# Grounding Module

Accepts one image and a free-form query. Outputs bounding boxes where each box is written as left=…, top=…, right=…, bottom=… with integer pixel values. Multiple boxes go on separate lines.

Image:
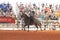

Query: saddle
left=30, top=16, right=34, bottom=25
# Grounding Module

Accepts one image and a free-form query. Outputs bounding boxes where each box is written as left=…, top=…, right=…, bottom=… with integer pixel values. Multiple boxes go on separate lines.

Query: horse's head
left=21, top=13, right=27, bottom=18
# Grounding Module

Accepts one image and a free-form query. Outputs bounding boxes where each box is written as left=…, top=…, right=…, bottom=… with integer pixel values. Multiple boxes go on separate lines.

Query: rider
left=30, top=8, right=35, bottom=24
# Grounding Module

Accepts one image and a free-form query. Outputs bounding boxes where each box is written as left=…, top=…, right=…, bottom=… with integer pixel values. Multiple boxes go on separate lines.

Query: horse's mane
left=24, top=14, right=29, bottom=18
left=23, top=13, right=30, bottom=24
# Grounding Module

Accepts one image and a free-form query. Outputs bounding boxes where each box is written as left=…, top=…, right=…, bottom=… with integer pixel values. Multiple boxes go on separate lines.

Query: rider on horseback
left=29, top=8, right=35, bottom=24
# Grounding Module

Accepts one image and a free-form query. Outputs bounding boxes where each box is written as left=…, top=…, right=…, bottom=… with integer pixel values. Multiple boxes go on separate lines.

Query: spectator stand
left=0, top=3, right=17, bottom=30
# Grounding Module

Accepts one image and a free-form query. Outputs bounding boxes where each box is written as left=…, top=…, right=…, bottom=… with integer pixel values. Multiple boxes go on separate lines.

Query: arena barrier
left=0, top=16, right=15, bottom=23
left=0, top=18, right=59, bottom=30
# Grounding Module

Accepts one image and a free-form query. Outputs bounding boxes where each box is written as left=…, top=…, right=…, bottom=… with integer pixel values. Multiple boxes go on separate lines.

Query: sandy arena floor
left=0, top=30, right=60, bottom=40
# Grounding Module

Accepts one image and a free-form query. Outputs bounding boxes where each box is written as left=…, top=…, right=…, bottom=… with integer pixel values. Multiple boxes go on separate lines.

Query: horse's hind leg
left=39, top=24, right=42, bottom=31
left=39, top=26, right=42, bottom=31
left=35, top=24, right=38, bottom=31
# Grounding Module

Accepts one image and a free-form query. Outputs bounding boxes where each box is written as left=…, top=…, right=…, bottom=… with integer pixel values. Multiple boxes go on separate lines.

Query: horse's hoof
left=27, top=30, right=29, bottom=32
left=40, top=29, right=43, bottom=31
left=23, top=29, right=26, bottom=31
left=44, top=29, right=46, bottom=30
left=22, top=29, right=23, bottom=30
left=52, top=28, right=56, bottom=30
left=36, top=29, right=38, bottom=31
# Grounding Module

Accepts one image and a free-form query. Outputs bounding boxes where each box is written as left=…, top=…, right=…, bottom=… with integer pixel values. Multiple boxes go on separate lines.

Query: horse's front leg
left=44, top=25, right=46, bottom=30
left=52, top=25, right=56, bottom=30
left=22, top=24, right=26, bottom=31
left=36, top=26, right=38, bottom=31
left=28, top=25, right=29, bottom=32
left=24, top=25, right=26, bottom=31
left=22, top=24, right=24, bottom=30
left=59, top=26, right=60, bottom=30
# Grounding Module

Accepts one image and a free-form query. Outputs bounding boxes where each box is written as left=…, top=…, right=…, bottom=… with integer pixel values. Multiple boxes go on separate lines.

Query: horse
left=21, top=13, right=42, bottom=31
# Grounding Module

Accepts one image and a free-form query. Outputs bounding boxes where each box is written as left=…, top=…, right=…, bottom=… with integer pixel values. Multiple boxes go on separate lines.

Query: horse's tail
left=37, top=22, right=42, bottom=27
left=39, top=22, right=42, bottom=26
